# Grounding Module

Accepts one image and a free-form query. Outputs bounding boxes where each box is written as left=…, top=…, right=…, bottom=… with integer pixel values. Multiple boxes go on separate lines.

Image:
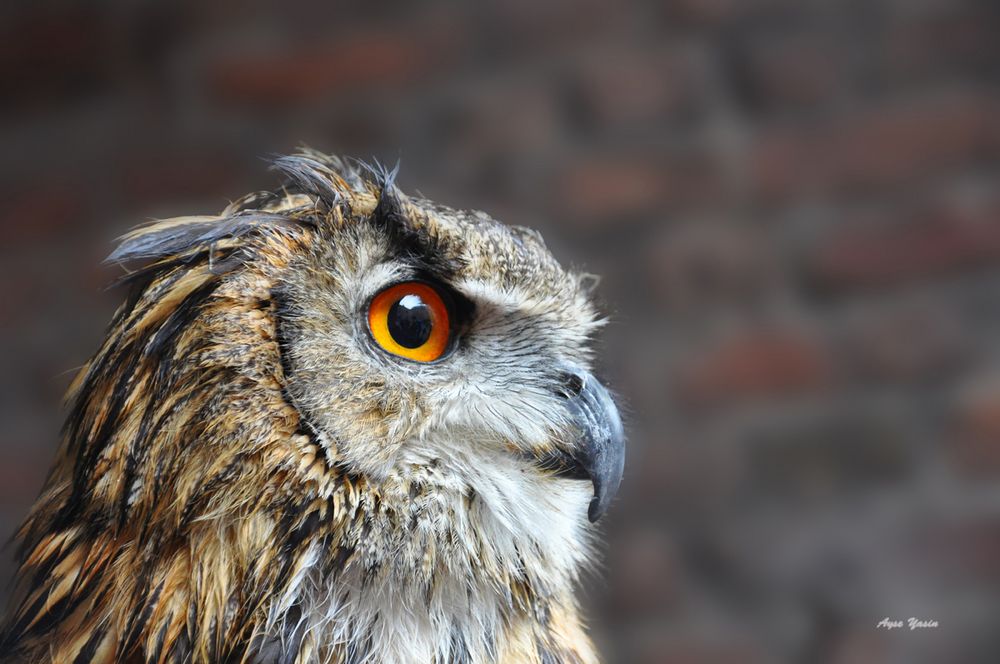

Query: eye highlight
left=367, top=282, right=451, bottom=362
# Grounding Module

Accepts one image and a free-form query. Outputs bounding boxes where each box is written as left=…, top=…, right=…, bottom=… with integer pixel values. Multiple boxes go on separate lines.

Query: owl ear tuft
left=354, top=156, right=401, bottom=193
left=270, top=154, right=346, bottom=208
left=367, top=159, right=410, bottom=233
left=105, top=212, right=302, bottom=267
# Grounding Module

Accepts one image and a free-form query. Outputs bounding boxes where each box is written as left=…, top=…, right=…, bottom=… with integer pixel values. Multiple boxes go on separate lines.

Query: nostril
left=560, top=371, right=586, bottom=398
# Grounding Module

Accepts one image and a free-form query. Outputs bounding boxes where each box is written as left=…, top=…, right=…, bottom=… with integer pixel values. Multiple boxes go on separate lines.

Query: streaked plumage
left=0, top=151, right=624, bottom=663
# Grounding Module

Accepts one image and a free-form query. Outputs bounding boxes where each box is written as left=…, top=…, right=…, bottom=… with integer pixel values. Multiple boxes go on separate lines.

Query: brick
left=723, top=30, right=844, bottom=113
left=608, top=528, right=682, bottom=616
left=809, top=197, right=1000, bottom=292
left=557, top=158, right=664, bottom=223
left=885, top=5, right=1000, bottom=82
left=749, top=90, right=998, bottom=202
left=431, top=82, right=562, bottom=162
left=678, top=328, right=833, bottom=404
left=554, top=152, right=722, bottom=226
left=950, top=377, right=1000, bottom=477
left=921, top=517, right=1000, bottom=582
left=208, top=28, right=457, bottom=105
left=827, top=629, right=890, bottom=664
left=646, top=222, right=777, bottom=313
left=745, top=408, right=913, bottom=499
left=0, top=181, right=90, bottom=245
left=632, top=631, right=769, bottom=664
left=833, top=93, right=996, bottom=193
left=481, top=0, right=620, bottom=48
left=840, top=301, right=971, bottom=383
left=661, top=0, right=739, bottom=25
left=628, top=433, right=698, bottom=508
left=118, top=150, right=246, bottom=209
left=567, top=46, right=702, bottom=129
left=748, top=128, right=810, bottom=203
left=660, top=0, right=794, bottom=27
left=0, top=452, right=47, bottom=509
left=0, top=8, right=112, bottom=110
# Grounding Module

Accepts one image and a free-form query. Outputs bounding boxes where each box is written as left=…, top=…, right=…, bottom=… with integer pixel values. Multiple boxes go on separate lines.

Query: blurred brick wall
left=2, top=1, right=999, bottom=662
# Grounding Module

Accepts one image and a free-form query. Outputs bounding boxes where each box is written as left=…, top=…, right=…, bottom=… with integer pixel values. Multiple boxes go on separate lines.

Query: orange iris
left=367, top=282, right=451, bottom=362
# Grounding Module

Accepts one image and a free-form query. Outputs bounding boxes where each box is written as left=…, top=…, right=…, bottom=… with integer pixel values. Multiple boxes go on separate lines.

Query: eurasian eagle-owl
left=0, top=151, right=625, bottom=663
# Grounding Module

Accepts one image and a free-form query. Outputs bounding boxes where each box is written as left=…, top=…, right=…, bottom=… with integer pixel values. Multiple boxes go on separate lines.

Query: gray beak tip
left=588, top=496, right=604, bottom=524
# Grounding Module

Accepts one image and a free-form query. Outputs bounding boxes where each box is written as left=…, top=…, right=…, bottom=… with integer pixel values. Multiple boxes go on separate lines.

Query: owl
left=0, top=151, right=625, bottom=663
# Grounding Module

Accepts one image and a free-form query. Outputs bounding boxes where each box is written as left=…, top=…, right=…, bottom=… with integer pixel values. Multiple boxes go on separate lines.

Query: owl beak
left=553, top=365, right=626, bottom=523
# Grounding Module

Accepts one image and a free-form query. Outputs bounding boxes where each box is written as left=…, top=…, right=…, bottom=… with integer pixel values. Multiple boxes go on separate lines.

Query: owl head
left=1, top=151, right=624, bottom=662
left=229, top=155, right=626, bottom=524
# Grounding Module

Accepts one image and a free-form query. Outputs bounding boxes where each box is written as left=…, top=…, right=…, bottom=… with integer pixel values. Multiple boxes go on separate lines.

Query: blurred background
left=1, top=1, right=999, bottom=662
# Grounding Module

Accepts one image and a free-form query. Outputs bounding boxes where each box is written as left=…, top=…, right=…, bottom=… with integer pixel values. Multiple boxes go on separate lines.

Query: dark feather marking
left=325, top=543, right=356, bottom=578
left=118, top=578, right=163, bottom=659
left=10, top=591, right=76, bottom=645
left=144, top=280, right=218, bottom=360
left=369, top=175, right=464, bottom=280
left=105, top=261, right=168, bottom=321
left=59, top=346, right=143, bottom=530
left=185, top=601, right=198, bottom=660
left=207, top=249, right=249, bottom=276
left=17, top=533, right=80, bottom=607
left=179, top=453, right=249, bottom=527
left=150, top=619, right=171, bottom=664
left=62, top=541, right=111, bottom=624
left=143, top=391, right=222, bottom=524
left=72, top=624, right=107, bottom=664
left=270, top=288, right=303, bottom=403
left=0, top=587, right=50, bottom=654
left=111, top=266, right=190, bottom=342
left=279, top=509, right=323, bottom=561
left=245, top=508, right=325, bottom=627
left=369, top=174, right=406, bottom=234
left=167, top=628, right=191, bottom=664
left=247, top=603, right=305, bottom=664
left=447, top=624, right=471, bottom=664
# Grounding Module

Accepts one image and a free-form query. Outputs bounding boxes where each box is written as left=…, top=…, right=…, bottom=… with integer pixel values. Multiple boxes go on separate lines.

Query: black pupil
left=387, top=294, right=433, bottom=348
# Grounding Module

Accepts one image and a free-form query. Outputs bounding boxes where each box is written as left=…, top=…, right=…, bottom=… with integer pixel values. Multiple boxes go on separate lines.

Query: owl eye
left=367, top=282, right=452, bottom=362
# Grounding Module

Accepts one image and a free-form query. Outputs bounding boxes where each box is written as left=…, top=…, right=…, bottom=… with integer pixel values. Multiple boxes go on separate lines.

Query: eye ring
left=367, top=281, right=452, bottom=363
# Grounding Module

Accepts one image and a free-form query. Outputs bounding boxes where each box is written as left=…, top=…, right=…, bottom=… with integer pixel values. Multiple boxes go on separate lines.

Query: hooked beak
left=547, top=365, right=626, bottom=523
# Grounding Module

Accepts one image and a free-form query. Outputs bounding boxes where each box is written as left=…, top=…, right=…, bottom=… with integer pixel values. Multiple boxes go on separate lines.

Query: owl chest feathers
left=276, top=435, right=595, bottom=662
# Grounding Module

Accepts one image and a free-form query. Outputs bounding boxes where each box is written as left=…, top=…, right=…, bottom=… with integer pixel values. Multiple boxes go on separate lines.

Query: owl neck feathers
left=1, top=203, right=595, bottom=663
